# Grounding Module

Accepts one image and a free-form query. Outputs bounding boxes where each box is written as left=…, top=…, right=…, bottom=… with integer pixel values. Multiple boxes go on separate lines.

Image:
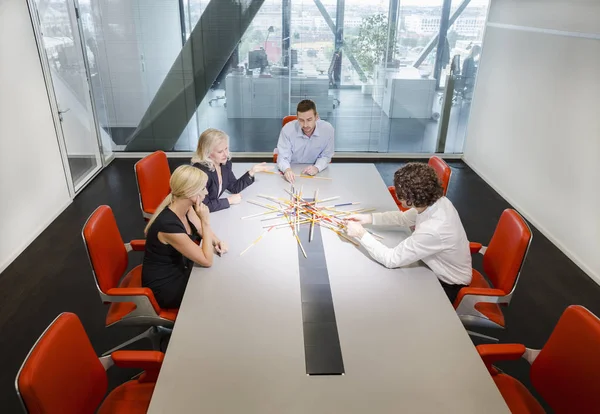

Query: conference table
left=148, top=163, right=509, bottom=413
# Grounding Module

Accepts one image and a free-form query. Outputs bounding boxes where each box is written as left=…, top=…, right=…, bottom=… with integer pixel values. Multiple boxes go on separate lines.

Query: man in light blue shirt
left=276, top=100, right=335, bottom=183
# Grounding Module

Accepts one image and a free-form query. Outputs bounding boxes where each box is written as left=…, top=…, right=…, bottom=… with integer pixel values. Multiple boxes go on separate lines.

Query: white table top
left=148, top=163, right=508, bottom=414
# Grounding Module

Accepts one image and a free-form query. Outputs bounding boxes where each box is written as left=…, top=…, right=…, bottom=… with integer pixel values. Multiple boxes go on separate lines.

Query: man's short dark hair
left=297, top=99, right=317, bottom=115
left=394, top=163, right=443, bottom=208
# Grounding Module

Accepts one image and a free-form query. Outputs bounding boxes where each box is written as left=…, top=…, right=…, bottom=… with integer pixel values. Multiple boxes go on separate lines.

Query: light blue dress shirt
left=276, top=119, right=335, bottom=172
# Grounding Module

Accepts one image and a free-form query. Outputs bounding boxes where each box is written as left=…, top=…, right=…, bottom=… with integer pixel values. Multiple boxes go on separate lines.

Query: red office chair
left=16, top=312, right=163, bottom=414
left=428, top=156, right=451, bottom=196
left=387, top=156, right=452, bottom=211
left=134, top=151, right=171, bottom=220
left=387, top=186, right=404, bottom=209
left=477, top=305, right=600, bottom=413
left=454, top=209, right=532, bottom=341
left=427, top=156, right=481, bottom=251
left=274, top=115, right=298, bottom=163
left=82, top=205, right=177, bottom=354
left=282, top=115, right=297, bottom=126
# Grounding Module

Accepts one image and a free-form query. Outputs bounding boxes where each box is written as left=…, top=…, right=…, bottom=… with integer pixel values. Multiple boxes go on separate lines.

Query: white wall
left=0, top=0, right=72, bottom=273
left=92, top=0, right=182, bottom=127
left=463, top=0, right=600, bottom=283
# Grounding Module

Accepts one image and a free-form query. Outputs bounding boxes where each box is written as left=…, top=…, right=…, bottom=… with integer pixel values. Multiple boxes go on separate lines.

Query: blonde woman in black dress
left=142, top=165, right=227, bottom=308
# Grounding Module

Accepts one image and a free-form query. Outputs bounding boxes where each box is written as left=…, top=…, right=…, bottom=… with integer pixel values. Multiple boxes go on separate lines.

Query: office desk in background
left=148, top=164, right=509, bottom=414
left=225, top=74, right=333, bottom=118
left=373, top=66, right=437, bottom=119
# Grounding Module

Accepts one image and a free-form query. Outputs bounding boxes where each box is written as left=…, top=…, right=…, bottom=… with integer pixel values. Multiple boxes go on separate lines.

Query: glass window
left=441, top=0, right=489, bottom=153
left=77, top=0, right=490, bottom=155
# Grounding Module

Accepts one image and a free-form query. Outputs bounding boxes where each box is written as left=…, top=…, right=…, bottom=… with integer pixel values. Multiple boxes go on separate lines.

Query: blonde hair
left=191, top=128, right=231, bottom=171
left=144, top=165, right=208, bottom=235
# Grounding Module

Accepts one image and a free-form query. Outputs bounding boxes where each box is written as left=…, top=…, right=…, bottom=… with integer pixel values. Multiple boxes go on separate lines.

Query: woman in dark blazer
left=191, top=128, right=272, bottom=212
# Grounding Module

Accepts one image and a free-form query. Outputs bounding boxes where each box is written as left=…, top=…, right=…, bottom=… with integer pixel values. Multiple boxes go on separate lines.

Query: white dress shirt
left=359, top=197, right=472, bottom=285
left=276, top=119, right=335, bottom=172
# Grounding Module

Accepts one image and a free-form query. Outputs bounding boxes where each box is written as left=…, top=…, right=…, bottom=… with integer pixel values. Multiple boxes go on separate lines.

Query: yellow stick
left=313, top=196, right=340, bottom=204
left=294, top=189, right=299, bottom=234
left=298, top=175, right=332, bottom=180
left=309, top=188, right=318, bottom=242
left=298, top=186, right=303, bottom=233
left=262, top=170, right=332, bottom=180
left=257, top=194, right=289, bottom=207
left=264, top=219, right=310, bottom=229
left=284, top=190, right=338, bottom=205
left=329, top=208, right=376, bottom=217
left=319, top=223, right=360, bottom=246
left=261, top=214, right=289, bottom=222
left=295, top=232, right=307, bottom=258
left=241, top=210, right=281, bottom=220
left=239, top=227, right=274, bottom=256
left=283, top=210, right=307, bottom=258
left=366, top=230, right=385, bottom=240
left=247, top=200, right=281, bottom=211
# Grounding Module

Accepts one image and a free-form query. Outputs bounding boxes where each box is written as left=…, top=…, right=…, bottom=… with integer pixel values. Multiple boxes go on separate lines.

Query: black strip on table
left=297, top=222, right=345, bottom=375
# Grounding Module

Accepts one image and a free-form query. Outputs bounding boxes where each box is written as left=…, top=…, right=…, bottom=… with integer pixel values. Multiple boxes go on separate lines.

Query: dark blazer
left=192, top=160, right=254, bottom=212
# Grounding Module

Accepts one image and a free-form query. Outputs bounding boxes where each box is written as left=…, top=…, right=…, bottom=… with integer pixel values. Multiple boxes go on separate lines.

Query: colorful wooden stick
left=309, top=188, right=318, bottom=242
left=298, top=175, right=332, bottom=180
left=240, top=226, right=275, bottom=256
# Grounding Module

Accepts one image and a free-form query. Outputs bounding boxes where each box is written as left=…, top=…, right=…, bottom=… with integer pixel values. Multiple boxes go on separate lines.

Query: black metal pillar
left=413, top=0, right=472, bottom=68
left=177, top=0, right=187, bottom=46
left=433, top=0, right=452, bottom=83
left=282, top=0, right=291, bottom=67
left=333, top=0, right=345, bottom=86
left=312, top=0, right=366, bottom=82
left=386, top=0, right=400, bottom=64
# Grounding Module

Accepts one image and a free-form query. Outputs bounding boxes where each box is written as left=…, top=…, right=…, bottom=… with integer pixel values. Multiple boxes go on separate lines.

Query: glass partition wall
left=31, top=0, right=490, bottom=158
left=29, top=0, right=108, bottom=193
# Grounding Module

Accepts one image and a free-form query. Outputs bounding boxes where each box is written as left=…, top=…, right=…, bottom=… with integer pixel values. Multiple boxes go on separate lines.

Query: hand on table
left=249, top=162, right=273, bottom=176
left=228, top=193, right=242, bottom=205
left=214, top=240, right=228, bottom=255
left=302, top=165, right=319, bottom=176
left=346, top=214, right=373, bottom=225
left=344, top=220, right=367, bottom=239
left=284, top=168, right=295, bottom=184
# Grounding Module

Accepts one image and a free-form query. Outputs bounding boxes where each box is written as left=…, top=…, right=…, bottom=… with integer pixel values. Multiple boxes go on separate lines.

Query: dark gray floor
left=2, top=159, right=598, bottom=412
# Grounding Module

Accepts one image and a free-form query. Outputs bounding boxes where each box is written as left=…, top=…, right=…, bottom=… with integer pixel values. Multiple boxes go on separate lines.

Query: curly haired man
left=345, top=162, right=472, bottom=303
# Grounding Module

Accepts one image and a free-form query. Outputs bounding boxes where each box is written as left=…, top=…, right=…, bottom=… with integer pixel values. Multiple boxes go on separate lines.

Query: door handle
left=58, top=108, right=70, bottom=121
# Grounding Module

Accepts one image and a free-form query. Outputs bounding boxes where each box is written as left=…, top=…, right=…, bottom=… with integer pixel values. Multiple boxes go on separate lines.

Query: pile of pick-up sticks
left=239, top=185, right=383, bottom=257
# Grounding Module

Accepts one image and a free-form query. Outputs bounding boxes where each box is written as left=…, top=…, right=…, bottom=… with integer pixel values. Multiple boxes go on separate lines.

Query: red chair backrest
left=83, top=205, right=128, bottom=293
left=17, top=313, right=107, bottom=414
left=388, top=186, right=409, bottom=211
left=282, top=115, right=297, bottom=127
left=388, top=186, right=401, bottom=207
left=135, top=151, right=171, bottom=216
left=483, top=209, right=531, bottom=294
left=531, top=305, right=600, bottom=412
left=428, top=156, right=451, bottom=196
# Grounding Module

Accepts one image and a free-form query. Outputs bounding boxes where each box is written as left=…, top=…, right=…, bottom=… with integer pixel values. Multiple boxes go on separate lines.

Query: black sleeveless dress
left=142, top=208, right=201, bottom=308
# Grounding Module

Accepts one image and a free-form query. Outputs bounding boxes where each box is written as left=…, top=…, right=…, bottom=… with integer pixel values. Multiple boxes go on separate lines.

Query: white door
left=31, top=0, right=104, bottom=192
